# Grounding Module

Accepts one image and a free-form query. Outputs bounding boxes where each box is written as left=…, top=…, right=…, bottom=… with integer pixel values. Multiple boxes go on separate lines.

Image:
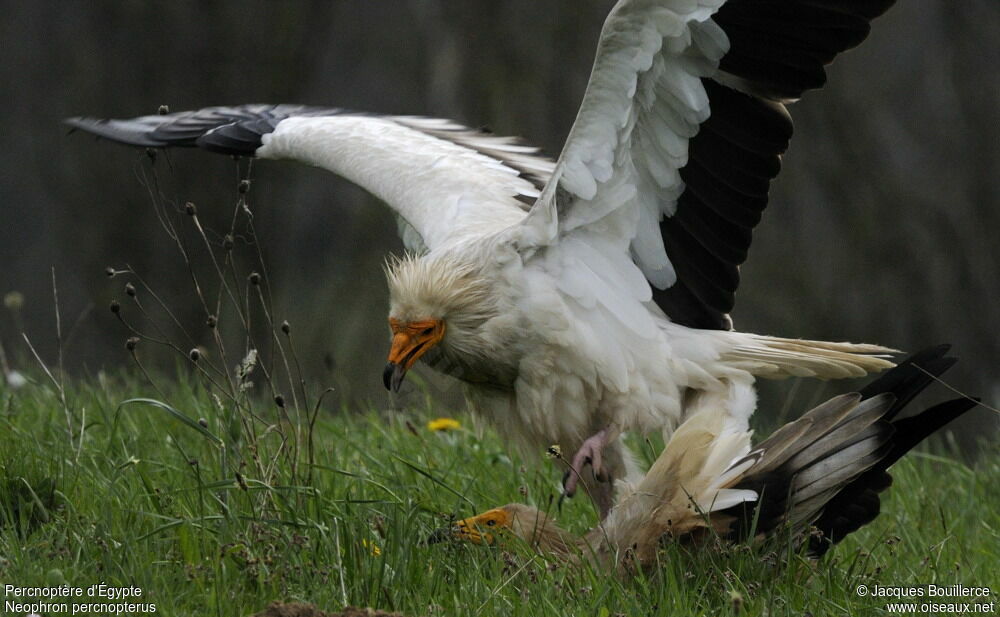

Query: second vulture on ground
left=439, top=347, right=976, bottom=568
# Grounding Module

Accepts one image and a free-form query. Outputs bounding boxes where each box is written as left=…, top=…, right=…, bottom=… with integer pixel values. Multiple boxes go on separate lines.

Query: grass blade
left=118, top=397, right=224, bottom=447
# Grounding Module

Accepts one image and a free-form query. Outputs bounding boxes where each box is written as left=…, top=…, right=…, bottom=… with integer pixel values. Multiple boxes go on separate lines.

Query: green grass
left=0, top=374, right=997, bottom=617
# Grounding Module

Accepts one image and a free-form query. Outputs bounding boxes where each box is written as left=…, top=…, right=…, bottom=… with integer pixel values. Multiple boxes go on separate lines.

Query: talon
left=562, top=468, right=580, bottom=498
left=562, top=428, right=615, bottom=503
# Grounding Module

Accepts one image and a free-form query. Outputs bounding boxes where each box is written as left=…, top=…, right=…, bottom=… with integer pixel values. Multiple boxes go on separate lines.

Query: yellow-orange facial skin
left=383, top=318, right=445, bottom=391
left=452, top=508, right=512, bottom=545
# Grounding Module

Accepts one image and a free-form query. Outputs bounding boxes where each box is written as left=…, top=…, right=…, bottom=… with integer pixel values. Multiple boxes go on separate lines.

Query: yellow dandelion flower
left=545, top=444, right=562, bottom=459
left=427, top=417, right=461, bottom=432
left=361, top=539, right=382, bottom=556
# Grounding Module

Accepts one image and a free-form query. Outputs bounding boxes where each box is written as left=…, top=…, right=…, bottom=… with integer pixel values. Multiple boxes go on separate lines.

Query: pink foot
left=562, top=428, right=611, bottom=500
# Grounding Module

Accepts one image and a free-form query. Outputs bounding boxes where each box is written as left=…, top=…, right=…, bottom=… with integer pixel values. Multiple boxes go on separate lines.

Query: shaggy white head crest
left=385, top=253, right=499, bottom=328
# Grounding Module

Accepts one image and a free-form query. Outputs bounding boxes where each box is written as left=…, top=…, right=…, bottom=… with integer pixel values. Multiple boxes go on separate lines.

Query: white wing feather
left=257, top=114, right=551, bottom=252
left=502, top=0, right=730, bottom=399
left=519, top=0, right=728, bottom=295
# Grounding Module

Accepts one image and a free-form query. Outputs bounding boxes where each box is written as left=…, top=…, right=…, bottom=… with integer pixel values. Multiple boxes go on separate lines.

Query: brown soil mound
left=250, top=601, right=409, bottom=617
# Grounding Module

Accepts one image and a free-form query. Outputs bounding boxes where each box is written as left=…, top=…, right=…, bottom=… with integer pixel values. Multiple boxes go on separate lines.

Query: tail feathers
left=782, top=395, right=892, bottom=476
left=719, top=346, right=976, bottom=553
left=732, top=393, right=862, bottom=477
left=722, top=394, right=895, bottom=539
left=721, top=334, right=897, bottom=380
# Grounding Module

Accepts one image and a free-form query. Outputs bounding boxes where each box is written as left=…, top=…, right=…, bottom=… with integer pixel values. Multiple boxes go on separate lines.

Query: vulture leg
left=562, top=425, right=621, bottom=518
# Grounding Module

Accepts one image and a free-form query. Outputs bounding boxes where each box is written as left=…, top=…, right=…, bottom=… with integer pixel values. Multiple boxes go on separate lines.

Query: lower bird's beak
left=383, top=362, right=407, bottom=392
left=383, top=318, right=445, bottom=391
left=425, top=524, right=492, bottom=546
left=426, top=509, right=511, bottom=546
left=425, top=526, right=458, bottom=545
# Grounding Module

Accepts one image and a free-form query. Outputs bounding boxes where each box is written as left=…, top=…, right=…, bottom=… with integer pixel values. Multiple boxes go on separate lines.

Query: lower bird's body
left=443, top=346, right=975, bottom=569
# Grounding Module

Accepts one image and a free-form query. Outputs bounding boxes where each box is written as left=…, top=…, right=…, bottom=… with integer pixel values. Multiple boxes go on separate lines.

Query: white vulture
left=438, top=347, right=977, bottom=568
left=67, top=0, right=901, bottom=515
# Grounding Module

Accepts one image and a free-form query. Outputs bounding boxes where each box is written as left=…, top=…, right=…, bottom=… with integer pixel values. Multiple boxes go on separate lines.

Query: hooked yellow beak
left=383, top=318, right=445, bottom=392
left=428, top=508, right=512, bottom=545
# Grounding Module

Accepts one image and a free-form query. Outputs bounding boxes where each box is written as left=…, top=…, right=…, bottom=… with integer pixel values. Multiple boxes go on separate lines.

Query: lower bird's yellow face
left=452, top=508, right=513, bottom=545
left=383, top=317, right=446, bottom=391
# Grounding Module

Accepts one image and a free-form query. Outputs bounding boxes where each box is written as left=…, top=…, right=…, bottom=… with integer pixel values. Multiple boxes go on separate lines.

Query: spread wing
left=519, top=0, right=896, bottom=330
left=66, top=106, right=554, bottom=252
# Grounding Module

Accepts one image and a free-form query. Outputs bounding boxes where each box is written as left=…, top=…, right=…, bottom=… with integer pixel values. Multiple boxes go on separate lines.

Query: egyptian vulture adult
left=68, top=0, right=899, bottom=515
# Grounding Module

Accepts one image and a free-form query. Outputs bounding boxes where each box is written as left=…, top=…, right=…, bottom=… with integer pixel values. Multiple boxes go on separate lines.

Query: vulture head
left=383, top=253, right=505, bottom=391
left=431, top=504, right=579, bottom=556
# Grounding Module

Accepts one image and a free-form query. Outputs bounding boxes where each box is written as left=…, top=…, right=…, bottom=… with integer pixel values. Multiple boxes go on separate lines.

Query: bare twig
left=914, top=365, right=998, bottom=416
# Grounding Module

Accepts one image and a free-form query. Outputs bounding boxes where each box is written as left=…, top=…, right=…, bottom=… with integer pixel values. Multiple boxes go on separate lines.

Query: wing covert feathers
left=600, top=381, right=758, bottom=563
left=441, top=348, right=971, bottom=569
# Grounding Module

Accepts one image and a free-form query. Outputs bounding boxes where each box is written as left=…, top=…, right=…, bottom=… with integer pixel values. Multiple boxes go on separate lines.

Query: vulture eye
left=486, top=519, right=497, bottom=527
left=421, top=326, right=435, bottom=336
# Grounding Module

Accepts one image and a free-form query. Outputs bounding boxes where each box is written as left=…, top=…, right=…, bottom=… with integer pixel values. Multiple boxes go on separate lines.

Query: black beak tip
left=382, top=363, right=393, bottom=390
left=383, top=362, right=406, bottom=392
left=425, top=527, right=452, bottom=545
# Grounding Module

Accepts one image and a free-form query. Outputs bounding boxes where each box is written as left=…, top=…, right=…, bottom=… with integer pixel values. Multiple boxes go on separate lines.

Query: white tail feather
left=721, top=334, right=897, bottom=379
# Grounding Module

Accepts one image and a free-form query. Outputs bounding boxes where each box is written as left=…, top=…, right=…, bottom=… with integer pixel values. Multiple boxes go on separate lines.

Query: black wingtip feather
left=879, top=398, right=979, bottom=470
left=673, top=197, right=753, bottom=266
left=800, top=0, right=897, bottom=20
left=64, top=105, right=343, bottom=154
left=807, top=396, right=976, bottom=556
left=659, top=0, right=897, bottom=330
left=652, top=79, right=790, bottom=329
left=679, top=164, right=768, bottom=227
left=660, top=219, right=739, bottom=314
left=63, top=116, right=169, bottom=148
left=857, top=344, right=955, bottom=419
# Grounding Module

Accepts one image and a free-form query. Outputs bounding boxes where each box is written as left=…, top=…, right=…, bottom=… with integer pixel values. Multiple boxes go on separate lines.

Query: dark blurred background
left=1, top=1, right=997, bottom=439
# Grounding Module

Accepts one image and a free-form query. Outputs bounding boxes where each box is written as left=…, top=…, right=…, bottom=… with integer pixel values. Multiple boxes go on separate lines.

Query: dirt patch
left=250, top=601, right=410, bottom=617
